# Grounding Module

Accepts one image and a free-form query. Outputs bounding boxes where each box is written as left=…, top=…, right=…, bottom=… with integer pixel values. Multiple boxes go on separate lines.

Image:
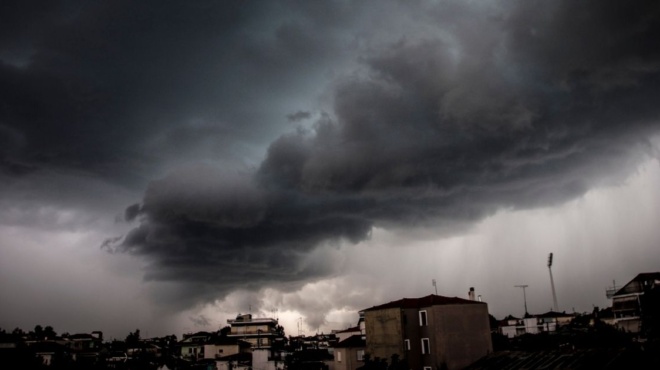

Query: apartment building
left=227, top=314, right=280, bottom=348
left=362, top=294, right=492, bottom=370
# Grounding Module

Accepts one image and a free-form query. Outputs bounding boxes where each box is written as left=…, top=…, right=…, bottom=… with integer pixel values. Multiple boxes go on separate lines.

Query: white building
left=498, top=311, right=574, bottom=338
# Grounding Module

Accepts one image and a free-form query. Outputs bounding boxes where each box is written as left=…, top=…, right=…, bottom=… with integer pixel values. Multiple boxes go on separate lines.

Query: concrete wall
left=204, top=344, right=244, bottom=360
left=216, top=361, right=250, bottom=370
left=252, top=348, right=285, bottom=370
left=428, top=304, right=493, bottom=370
left=401, top=308, right=424, bottom=370
left=365, top=308, right=404, bottom=362
left=616, top=318, right=642, bottom=333
left=334, top=347, right=364, bottom=370
left=366, top=303, right=492, bottom=370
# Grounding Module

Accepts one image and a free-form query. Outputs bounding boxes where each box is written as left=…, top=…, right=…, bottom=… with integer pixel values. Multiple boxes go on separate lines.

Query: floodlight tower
left=548, top=253, right=559, bottom=312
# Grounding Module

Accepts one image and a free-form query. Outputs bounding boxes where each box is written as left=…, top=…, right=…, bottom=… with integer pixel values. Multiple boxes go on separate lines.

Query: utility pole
left=515, top=285, right=529, bottom=317
left=548, top=253, right=559, bottom=312
left=432, top=279, right=438, bottom=295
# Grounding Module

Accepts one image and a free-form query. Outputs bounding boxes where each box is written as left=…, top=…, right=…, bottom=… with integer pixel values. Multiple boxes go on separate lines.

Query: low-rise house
left=253, top=347, right=287, bottom=370
left=498, top=311, right=574, bottom=338
left=285, top=348, right=333, bottom=370
left=593, top=307, right=617, bottom=327
left=30, top=341, right=70, bottom=366
left=312, top=333, right=335, bottom=352
left=334, top=327, right=361, bottom=344
left=67, top=332, right=103, bottom=364
left=127, top=341, right=162, bottom=358
left=216, top=352, right=252, bottom=370
left=332, top=335, right=365, bottom=370
left=180, top=332, right=212, bottom=360
left=498, top=315, right=526, bottom=338
left=204, top=336, right=251, bottom=361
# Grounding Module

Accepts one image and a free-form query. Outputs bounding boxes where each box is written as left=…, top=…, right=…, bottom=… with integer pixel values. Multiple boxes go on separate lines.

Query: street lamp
left=515, top=285, right=529, bottom=317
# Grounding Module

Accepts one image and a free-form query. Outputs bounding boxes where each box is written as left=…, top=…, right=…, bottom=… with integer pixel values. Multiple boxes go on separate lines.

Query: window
left=404, top=339, right=410, bottom=351
left=357, top=350, right=365, bottom=361
left=419, top=310, right=428, bottom=326
left=337, top=351, right=342, bottom=362
left=421, top=338, right=430, bottom=355
left=424, top=367, right=432, bottom=370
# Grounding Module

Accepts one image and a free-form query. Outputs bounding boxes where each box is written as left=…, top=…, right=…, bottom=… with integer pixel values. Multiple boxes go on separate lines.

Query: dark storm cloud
left=287, top=111, right=312, bottom=122
left=109, top=163, right=368, bottom=307
left=0, top=0, right=350, bottom=189
left=124, top=203, right=141, bottom=223
left=11, top=0, right=659, bottom=311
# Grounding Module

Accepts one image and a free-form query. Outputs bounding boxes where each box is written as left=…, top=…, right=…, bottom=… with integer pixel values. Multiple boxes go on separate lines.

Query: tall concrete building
left=227, top=313, right=280, bottom=348
left=611, top=272, right=660, bottom=335
left=362, top=294, right=492, bottom=370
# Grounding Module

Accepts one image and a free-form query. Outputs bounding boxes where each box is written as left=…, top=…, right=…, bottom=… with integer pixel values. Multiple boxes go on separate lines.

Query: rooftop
left=335, top=326, right=360, bottom=334
left=227, top=313, right=278, bottom=325
left=362, top=294, right=484, bottom=312
left=464, top=348, right=656, bottom=369
left=613, top=272, right=660, bottom=296
left=333, top=335, right=366, bottom=349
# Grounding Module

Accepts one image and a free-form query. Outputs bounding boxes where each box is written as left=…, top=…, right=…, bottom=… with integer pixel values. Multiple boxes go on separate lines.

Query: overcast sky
left=1, top=0, right=660, bottom=340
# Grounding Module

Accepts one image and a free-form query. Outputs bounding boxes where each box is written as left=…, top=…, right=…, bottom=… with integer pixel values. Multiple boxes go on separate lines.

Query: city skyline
left=1, top=1, right=660, bottom=341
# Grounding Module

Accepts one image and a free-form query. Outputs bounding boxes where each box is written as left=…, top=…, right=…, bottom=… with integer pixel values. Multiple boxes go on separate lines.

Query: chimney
left=468, top=287, right=476, bottom=301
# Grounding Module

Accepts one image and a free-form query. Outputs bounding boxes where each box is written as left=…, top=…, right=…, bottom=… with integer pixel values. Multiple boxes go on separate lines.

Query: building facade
left=498, top=311, right=574, bottom=338
left=227, top=314, right=280, bottom=348
left=611, top=272, right=660, bottom=335
left=363, top=294, right=492, bottom=370
left=333, top=335, right=366, bottom=370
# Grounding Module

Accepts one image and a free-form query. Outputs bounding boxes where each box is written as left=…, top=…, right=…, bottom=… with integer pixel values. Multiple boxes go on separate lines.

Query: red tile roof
left=362, top=294, right=483, bottom=312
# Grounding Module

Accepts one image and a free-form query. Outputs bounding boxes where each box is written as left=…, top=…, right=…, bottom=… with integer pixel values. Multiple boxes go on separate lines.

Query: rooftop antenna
left=606, top=280, right=618, bottom=299
left=432, top=279, right=438, bottom=295
left=548, top=253, right=559, bottom=311
left=514, top=285, right=529, bottom=316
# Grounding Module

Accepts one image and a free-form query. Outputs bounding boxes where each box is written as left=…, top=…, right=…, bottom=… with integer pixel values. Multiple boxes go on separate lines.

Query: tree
left=388, top=354, right=408, bottom=370
left=44, top=326, right=56, bottom=339
left=126, top=329, right=141, bottom=346
left=34, top=325, right=44, bottom=339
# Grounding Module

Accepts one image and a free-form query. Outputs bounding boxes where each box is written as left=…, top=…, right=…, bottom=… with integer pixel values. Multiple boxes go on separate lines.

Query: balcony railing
left=228, top=330, right=276, bottom=336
